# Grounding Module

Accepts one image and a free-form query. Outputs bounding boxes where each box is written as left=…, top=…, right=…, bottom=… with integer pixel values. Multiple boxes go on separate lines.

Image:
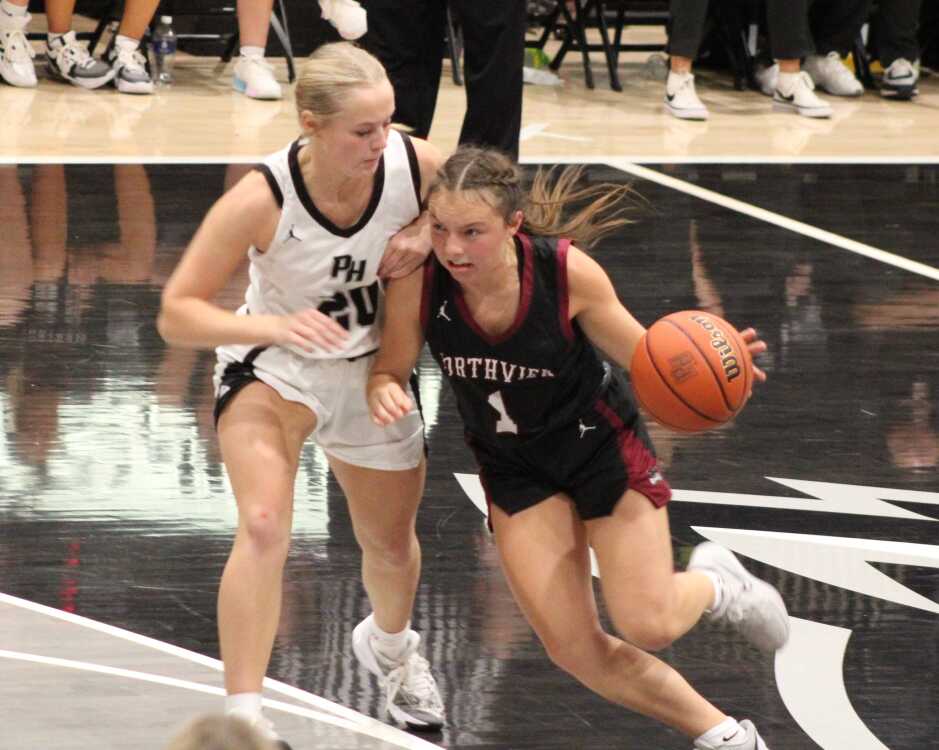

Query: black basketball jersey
left=420, top=232, right=613, bottom=446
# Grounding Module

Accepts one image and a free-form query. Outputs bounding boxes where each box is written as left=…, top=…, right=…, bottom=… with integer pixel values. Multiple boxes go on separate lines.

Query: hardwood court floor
left=1, top=36, right=937, bottom=161
left=1, top=27, right=938, bottom=750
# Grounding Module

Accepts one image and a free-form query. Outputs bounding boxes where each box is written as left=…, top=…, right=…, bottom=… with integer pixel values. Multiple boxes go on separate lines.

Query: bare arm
left=568, top=245, right=768, bottom=382
left=367, top=267, right=426, bottom=425
left=157, top=171, right=347, bottom=352
left=566, top=245, right=647, bottom=370
left=377, top=135, right=445, bottom=280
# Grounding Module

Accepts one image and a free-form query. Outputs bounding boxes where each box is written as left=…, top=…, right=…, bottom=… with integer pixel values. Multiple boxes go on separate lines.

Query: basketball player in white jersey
left=157, top=43, right=444, bottom=747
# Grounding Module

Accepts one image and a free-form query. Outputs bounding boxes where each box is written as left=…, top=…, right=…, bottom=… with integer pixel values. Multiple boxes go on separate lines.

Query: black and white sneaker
left=108, top=43, right=153, bottom=94
left=664, top=71, right=709, bottom=120
left=881, top=58, right=919, bottom=100
left=772, top=71, right=832, bottom=118
left=352, top=614, right=445, bottom=730
left=47, top=30, right=114, bottom=89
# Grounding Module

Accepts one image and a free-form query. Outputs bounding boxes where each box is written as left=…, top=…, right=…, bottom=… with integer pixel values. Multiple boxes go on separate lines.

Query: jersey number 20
left=317, top=281, right=380, bottom=330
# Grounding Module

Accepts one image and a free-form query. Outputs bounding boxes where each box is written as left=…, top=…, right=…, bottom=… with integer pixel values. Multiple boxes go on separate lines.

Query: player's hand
left=269, top=309, right=348, bottom=353
left=377, top=215, right=432, bottom=279
left=739, top=327, right=768, bottom=383
left=368, top=378, right=413, bottom=426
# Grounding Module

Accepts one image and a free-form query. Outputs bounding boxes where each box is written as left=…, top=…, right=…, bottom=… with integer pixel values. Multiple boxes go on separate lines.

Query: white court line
left=0, top=650, right=364, bottom=734
left=5, top=155, right=939, bottom=166
left=0, top=593, right=440, bottom=750
left=606, top=158, right=939, bottom=283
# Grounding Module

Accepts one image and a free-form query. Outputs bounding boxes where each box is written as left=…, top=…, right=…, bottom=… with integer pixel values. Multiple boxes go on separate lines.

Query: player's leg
left=491, top=496, right=726, bottom=738
left=587, top=490, right=713, bottom=650
left=330, top=456, right=444, bottom=729
left=217, top=381, right=315, bottom=694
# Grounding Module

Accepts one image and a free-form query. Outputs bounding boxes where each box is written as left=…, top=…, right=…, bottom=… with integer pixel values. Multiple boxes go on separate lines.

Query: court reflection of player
left=0, top=163, right=161, bottom=471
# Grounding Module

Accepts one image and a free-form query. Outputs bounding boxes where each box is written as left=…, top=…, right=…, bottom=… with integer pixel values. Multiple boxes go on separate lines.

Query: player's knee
left=361, top=529, right=417, bottom=569
left=612, top=608, right=681, bottom=652
left=240, top=504, right=291, bottom=555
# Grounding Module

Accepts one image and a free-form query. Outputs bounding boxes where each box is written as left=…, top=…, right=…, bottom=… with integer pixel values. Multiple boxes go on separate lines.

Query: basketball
left=630, top=310, right=754, bottom=432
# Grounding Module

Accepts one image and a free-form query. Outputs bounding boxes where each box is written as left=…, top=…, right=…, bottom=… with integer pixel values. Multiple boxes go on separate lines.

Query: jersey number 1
left=487, top=391, right=518, bottom=434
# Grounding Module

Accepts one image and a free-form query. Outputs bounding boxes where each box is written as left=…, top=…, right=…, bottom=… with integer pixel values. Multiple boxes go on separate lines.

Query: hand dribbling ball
left=630, top=310, right=754, bottom=432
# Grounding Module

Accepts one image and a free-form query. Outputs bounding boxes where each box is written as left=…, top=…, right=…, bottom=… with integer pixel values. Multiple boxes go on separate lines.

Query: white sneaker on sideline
left=233, top=55, right=282, bottom=100
left=46, top=30, right=114, bottom=89
left=319, top=0, right=367, bottom=40
left=226, top=709, right=293, bottom=750
left=693, top=719, right=770, bottom=750
left=0, top=10, right=36, bottom=87
left=881, top=58, right=919, bottom=100
left=664, top=72, right=708, bottom=120
left=804, top=51, right=863, bottom=96
left=108, top=43, right=153, bottom=94
left=754, top=62, right=777, bottom=97
left=352, top=614, right=445, bottom=730
left=772, top=71, right=832, bottom=118
left=689, top=542, right=790, bottom=652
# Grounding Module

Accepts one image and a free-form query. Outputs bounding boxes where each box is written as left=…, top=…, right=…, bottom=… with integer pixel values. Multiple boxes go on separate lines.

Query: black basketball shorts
left=467, top=370, right=671, bottom=521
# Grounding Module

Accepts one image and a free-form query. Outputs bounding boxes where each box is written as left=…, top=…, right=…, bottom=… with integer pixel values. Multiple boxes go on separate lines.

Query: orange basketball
left=630, top=310, right=754, bottom=432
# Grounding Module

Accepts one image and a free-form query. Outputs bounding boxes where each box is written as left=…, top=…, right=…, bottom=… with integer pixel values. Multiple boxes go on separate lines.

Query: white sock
left=666, top=70, right=692, bottom=95
left=1, top=0, right=27, bottom=17
left=47, top=31, right=67, bottom=47
left=240, top=45, right=264, bottom=60
left=225, top=691, right=263, bottom=718
left=114, top=34, right=139, bottom=52
left=777, top=70, right=800, bottom=95
left=699, top=569, right=722, bottom=613
left=370, top=616, right=411, bottom=661
left=696, top=717, right=747, bottom=748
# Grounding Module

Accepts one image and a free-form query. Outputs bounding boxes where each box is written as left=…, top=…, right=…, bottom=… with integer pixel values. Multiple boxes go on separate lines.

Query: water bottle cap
left=160, top=15, right=173, bottom=23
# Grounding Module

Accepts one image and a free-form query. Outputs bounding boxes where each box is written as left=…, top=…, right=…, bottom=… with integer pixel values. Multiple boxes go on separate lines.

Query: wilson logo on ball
left=689, top=314, right=742, bottom=382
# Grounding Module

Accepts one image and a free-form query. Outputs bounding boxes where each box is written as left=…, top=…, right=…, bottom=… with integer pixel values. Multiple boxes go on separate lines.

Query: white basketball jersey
left=244, top=129, right=422, bottom=359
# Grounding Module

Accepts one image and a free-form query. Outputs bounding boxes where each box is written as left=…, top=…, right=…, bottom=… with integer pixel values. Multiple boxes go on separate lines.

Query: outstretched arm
left=367, top=267, right=426, bottom=425
left=568, top=245, right=768, bottom=382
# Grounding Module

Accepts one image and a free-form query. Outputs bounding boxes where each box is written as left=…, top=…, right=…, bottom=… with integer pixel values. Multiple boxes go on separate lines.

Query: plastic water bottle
left=151, top=15, right=177, bottom=86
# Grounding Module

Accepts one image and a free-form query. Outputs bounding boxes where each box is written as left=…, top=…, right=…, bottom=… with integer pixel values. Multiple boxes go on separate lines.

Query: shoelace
left=114, top=46, right=147, bottom=74
left=381, top=645, right=442, bottom=712
left=1, top=28, right=34, bottom=63
left=57, top=41, right=98, bottom=72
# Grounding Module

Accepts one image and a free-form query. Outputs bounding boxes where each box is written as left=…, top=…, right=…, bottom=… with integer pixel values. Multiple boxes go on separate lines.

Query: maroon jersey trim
left=453, top=234, right=535, bottom=346
left=594, top=399, right=671, bottom=508
left=556, top=238, right=574, bottom=342
left=420, top=258, right=436, bottom=331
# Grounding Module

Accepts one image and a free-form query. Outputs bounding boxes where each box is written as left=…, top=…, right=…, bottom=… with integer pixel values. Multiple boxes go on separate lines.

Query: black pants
left=361, top=0, right=526, bottom=160
left=874, top=0, right=922, bottom=66
left=668, top=0, right=868, bottom=62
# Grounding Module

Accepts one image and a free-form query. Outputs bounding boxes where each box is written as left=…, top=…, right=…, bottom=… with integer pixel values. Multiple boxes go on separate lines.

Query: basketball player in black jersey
left=368, top=147, right=789, bottom=750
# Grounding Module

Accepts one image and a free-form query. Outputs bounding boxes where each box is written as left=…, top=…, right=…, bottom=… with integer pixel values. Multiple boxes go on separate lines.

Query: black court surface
left=1, top=160, right=938, bottom=750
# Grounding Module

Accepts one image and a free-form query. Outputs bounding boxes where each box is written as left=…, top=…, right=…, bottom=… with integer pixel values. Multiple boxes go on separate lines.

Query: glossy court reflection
left=1, top=162, right=938, bottom=750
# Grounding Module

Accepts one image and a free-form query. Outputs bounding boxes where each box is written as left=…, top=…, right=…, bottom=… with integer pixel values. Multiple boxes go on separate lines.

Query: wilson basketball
left=630, top=310, right=754, bottom=432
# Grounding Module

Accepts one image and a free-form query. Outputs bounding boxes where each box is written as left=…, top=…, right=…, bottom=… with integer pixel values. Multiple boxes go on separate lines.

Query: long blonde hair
left=427, top=146, right=641, bottom=248
left=165, top=714, right=274, bottom=750
left=294, top=42, right=388, bottom=119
